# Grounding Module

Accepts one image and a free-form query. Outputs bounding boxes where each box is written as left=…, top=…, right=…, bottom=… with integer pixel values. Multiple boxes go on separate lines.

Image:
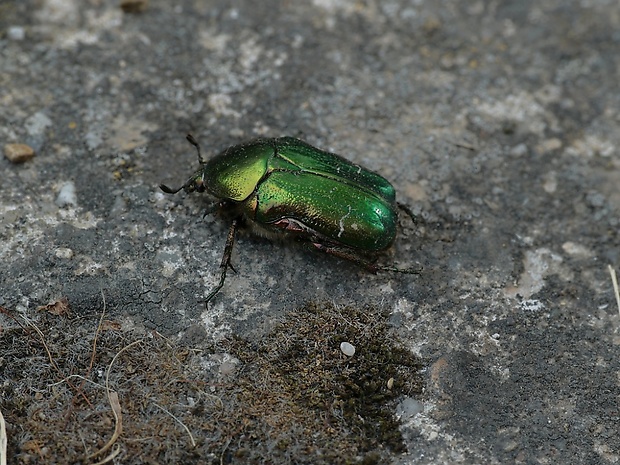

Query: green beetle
left=160, top=135, right=417, bottom=305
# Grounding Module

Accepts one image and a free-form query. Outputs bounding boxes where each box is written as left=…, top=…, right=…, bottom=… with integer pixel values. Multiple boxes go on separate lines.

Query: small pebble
left=7, top=26, right=25, bottom=41
left=4, top=143, right=35, bottom=163
left=340, top=341, right=356, bottom=357
left=55, top=248, right=74, bottom=259
left=396, top=397, right=424, bottom=420
left=56, top=182, right=77, bottom=207
left=120, top=0, right=148, bottom=13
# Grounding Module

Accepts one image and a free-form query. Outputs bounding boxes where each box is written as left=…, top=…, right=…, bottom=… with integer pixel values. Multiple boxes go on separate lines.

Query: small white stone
left=340, top=341, right=355, bottom=357
left=54, top=248, right=74, bottom=259
left=396, top=397, right=424, bottom=420
left=56, top=182, right=77, bottom=207
left=8, top=26, right=25, bottom=41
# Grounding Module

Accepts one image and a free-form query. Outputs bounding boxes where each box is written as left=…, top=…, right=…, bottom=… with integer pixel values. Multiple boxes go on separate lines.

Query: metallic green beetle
left=160, top=135, right=417, bottom=305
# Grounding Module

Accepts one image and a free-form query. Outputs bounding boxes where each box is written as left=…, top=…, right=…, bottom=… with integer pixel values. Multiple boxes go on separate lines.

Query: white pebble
left=396, top=397, right=424, bottom=420
left=54, top=248, right=74, bottom=259
left=8, top=26, right=25, bottom=41
left=56, top=181, right=77, bottom=207
left=340, top=341, right=356, bottom=357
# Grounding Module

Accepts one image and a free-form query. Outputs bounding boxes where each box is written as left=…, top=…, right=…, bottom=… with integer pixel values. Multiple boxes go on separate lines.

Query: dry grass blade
left=2, top=301, right=423, bottom=463
left=151, top=402, right=196, bottom=447
left=75, top=291, right=108, bottom=404
left=0, top=406, right=7, bottom=465
left=23, top=316, right=91, bottom=406
left=609, top=265, right=620, bottom=317
left=86, top=391, right=122, bottom=462
left=87, top=339, right=143, bottom=460
left=91, top=443, right=121, bottom=465
left=88, top=291, right=108, bottom=385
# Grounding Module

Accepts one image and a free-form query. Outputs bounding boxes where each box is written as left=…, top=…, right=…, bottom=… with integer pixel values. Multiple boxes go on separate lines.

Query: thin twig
left=87, top=339, right=143, bottom=460
left=151, top=402, right=196, bottom=447
left=86, top=291, right=108, bottom=388
left=0, top=305, right=32, bottom=336
left=90, top=443, right=121, bottom=465
left=220, top=438, right=231, bottom=465
left=0, top=406, right=7, bottom=465
left=73, top=290, right=108, bottom=417
left=609, top=265, right=620, bottom=318
left=48, top=375, right=105, bottom=390
left=23, top=316, right=91, bottom=406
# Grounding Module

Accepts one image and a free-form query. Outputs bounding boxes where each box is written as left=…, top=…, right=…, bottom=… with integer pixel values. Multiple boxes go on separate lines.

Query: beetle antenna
left=186, top=134, right=206, bottom=165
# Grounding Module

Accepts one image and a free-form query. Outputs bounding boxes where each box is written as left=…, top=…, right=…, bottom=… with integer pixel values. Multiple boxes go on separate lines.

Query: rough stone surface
left=1, top=0, right=619, bottom=463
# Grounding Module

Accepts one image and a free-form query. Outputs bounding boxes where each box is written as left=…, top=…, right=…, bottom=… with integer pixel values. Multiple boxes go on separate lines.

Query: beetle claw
left=202, top=203, right=221, bottom=219
left=160, top=183, right=183, bottom=194
left=397, top=202, right=417, bottom=225
left=378, top=263, right=424, bottom=274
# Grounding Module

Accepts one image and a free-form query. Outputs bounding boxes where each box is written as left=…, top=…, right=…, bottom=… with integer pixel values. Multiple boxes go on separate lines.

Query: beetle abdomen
left=252, top=170, right=397, bottom=251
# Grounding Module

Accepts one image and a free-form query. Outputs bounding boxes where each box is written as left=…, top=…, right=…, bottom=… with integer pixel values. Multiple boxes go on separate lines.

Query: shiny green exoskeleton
left=160, top=135, right=417, bottom=306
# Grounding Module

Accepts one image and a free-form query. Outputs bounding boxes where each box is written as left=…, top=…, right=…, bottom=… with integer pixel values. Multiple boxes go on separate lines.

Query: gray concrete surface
left=1, top=0, right=619, bottom=463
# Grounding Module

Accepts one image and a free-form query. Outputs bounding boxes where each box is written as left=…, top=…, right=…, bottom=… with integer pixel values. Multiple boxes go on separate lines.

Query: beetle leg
left=203, top=201, right=227, bottom=219
left=376, top=262, right=423, bottom=274
left=186, top=133, right=206, bottom=165
left=159, top=183, right=184, bottom=194
left=272, top=218, right=307, bottom=233
left=204, top=218, right=239, bottom=307
left=311, top=242, right=380, bottom=272
left=397, top=202, right=417, bottom=225
left=311, top=242, right=422, bottom=275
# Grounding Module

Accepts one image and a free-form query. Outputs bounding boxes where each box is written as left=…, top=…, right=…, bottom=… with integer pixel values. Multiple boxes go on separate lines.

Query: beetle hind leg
left=397, top=202, right=417, bottom=226
left=376, top=262, right=423, bottom=275
left=311, top=242, right=422, bottom=275
left=310, top=242, right=380, bottom=272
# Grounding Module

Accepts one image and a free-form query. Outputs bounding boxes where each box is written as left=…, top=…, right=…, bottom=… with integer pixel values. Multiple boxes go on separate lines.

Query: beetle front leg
left=204, top=218, right=239, bottom=307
